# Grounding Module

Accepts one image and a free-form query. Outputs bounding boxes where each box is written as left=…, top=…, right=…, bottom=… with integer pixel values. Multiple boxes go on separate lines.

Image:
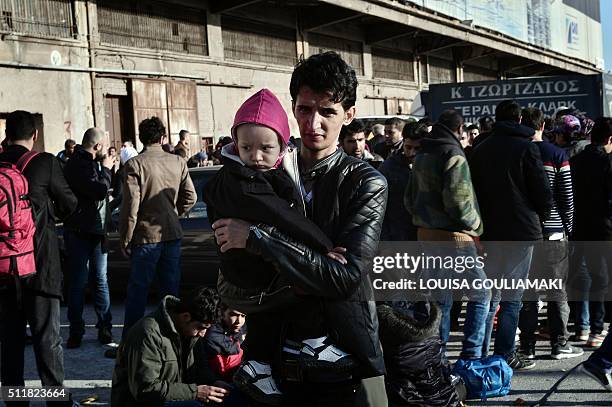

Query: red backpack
left=0, top=151, right=38, bottom=280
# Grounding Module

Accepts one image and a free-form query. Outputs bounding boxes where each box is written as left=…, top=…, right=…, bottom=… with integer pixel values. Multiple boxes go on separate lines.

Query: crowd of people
left=0, top=50, right=611, bottom=407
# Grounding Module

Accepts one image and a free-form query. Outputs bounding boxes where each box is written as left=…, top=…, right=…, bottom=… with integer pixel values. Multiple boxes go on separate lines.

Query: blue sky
left=603, top=0, right=612, bottom=71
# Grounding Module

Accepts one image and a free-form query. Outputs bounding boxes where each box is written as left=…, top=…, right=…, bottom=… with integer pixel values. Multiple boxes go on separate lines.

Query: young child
left=204, top=89, right=352, bottom=405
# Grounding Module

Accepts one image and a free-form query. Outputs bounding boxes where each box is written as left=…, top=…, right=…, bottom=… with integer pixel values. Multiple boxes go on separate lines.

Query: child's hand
left=327, top=246, right=347, bottom=264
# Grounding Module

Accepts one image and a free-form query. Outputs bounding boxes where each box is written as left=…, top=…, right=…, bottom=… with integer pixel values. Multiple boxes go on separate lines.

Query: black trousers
left=0, top=283, right=68, bottom=406
left=519, top=239, right=570, bottom=347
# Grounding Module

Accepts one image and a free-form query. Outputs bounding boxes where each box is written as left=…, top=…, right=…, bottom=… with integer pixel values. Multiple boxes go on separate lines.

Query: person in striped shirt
left=517, top=107, right=582, bottom=360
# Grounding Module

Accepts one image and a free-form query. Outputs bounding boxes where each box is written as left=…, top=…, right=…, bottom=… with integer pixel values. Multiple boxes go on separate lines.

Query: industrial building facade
left=0, top=0, right=603, bottom=153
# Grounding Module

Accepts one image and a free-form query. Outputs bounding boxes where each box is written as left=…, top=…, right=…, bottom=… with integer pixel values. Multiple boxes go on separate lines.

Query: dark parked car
left=61, top=166, right=222, bottom=299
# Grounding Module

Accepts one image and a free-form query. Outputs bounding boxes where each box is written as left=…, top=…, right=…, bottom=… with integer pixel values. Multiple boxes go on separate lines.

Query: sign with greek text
left=427, top=75, right=602, bottom=123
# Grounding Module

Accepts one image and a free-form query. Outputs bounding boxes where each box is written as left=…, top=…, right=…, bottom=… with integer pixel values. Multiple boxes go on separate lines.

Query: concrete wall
left=0, top=36, right=93, bottom=153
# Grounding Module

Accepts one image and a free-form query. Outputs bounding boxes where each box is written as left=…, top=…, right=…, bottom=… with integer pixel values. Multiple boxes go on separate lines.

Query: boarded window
left=98, top=0, right=207, bottom=55
left=372, top=48, right=414, bottom=82
left=131, top=79, right=199, bottom=149
left=308, top=32, right=363, bottom=75
left=428, top=56, right=456, bottom=84
left=463, top=65, right=498, bottom=82
left=222, top=16, right=296, bottom=66
left=0, top=0, right=74, bottom=38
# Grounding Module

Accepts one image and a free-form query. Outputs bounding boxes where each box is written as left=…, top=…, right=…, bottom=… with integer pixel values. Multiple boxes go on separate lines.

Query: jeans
left=65, top=230, right=111, bottom=337
left=426, top=243, right=490, bottom=359
left=568, top=247, right=591, bottom=331
left=123, top=239, right=182, bottom=337
left=482, top=244, right=534, bottom=357
left=519, top=240, right=570, bottom=347
left=0, top=283, right=70, bottom=407
left=587, top=330, right=612, bottom=372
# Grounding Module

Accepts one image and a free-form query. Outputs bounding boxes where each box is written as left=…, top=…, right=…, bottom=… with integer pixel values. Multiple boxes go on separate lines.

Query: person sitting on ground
left=377, top=301, right=464, bottom=406
left=339, top=119, right=383, bottom=168
left=204, top=88, right=352, bottom=406
left=201, top=304, right=246, bottom=383
left=111, top=287, right=237, bottom=406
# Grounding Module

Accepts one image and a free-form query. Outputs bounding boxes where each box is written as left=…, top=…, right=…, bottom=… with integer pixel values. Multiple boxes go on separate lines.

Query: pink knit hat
left=231, top=89, right=290, bottom=147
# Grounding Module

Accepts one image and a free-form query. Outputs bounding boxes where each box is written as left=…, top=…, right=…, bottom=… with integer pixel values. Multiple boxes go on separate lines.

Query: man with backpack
left=0, top=110, right=78, bottom=403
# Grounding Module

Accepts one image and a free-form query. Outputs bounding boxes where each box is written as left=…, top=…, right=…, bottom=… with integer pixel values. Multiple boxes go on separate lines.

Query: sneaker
left=571, top=330, right=589, bottom=342
left=519, top=344, right=536, bottom=360
left=587, top=331, right=608, bottom=348
left=104, top=348, right=118, bottom=359
left=66, top=334, right=82, bottom=349
left=233, top=361, right=283, bottom=406
left=298, top=336, right=356, bottom=371
left=506, top=351, right=536, bottom=370
left=580, top=361, right=612, bottom=391
left=551, top=343, right=584, bottom=360
left=98, top=327, right=113, bottom=345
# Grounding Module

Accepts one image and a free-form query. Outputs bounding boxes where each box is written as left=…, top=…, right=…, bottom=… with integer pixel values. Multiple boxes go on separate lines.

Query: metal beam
left=365, top=26, right=418, bottom=45
left=302, top=10, right=362, bottom=31
left=418, top=40, right=465, bottom=56
left=316, top=0, right=599, bottom=75
left=209, top=0, right=263, bottom=14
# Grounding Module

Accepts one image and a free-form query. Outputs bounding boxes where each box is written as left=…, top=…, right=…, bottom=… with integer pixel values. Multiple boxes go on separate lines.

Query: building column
left=207, top=11, right=224, bottom=60
left=363, top=43, right=373, bottom=78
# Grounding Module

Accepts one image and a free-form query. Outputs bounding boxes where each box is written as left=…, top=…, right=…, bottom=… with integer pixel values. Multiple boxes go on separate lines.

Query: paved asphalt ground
left=12, top=303, right=612, bottom=406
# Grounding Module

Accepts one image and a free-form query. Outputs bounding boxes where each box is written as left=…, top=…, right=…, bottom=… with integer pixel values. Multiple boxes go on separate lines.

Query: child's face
left=236, top=124, right=282, bottom=171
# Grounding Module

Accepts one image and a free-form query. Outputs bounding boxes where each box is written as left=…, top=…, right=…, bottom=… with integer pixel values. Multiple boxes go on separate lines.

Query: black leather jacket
left=246, top=148, right=388, bottom=378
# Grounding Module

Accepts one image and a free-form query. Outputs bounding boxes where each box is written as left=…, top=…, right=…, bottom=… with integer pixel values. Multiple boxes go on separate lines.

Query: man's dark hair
left=179, top=130, right=189, bottom=141
left=466, top=124, right=479, bottom=132
left=590, top=117, right=612, bottom=145
left=402, top=122, right=428, bottom=141
left=65, top=139, right=76, bottom=149
left=5, top=110, right=36, bottom=141
left=339, top=119, right=366, bottom=141
left=417, top=117, right=433, bottom=127
left=290, top=51, right=358, bottom=110
left=438, top=110, right=463, bottom=132
left=384, top=117, right=405, bottom=130
left=520, top=107, right=545, bottom=131
left=175, top=287, right=219, bottom=324
left=138, top=117, right=166, bottom=145
left=478, top=115, right=495, bottom=133
left=220, top=136, right=233, bottom=146
left=495, top=100, right=522, bottom=122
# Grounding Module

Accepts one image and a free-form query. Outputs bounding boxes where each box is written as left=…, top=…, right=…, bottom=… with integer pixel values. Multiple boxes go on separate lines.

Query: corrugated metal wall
left=222, top=16, right=297, bottom=66
left=0, top=0, right=74, bottom=38
left=308, top=32, right=364, bottom=76
left=372, top=48, right=415, bottom=82
left=97, top=0, right=207, bottom=55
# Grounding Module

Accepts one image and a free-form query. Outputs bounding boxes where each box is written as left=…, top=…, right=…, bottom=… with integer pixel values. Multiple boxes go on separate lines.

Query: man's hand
left=327, top=246, right=347, bottom=264
left=102, top=155, right=115, bottom=170
left=196, top=384, right=228, bottom=404
left=211, top=218, right=252, bottom=253
left=120, top=246, right=131, bottom=259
